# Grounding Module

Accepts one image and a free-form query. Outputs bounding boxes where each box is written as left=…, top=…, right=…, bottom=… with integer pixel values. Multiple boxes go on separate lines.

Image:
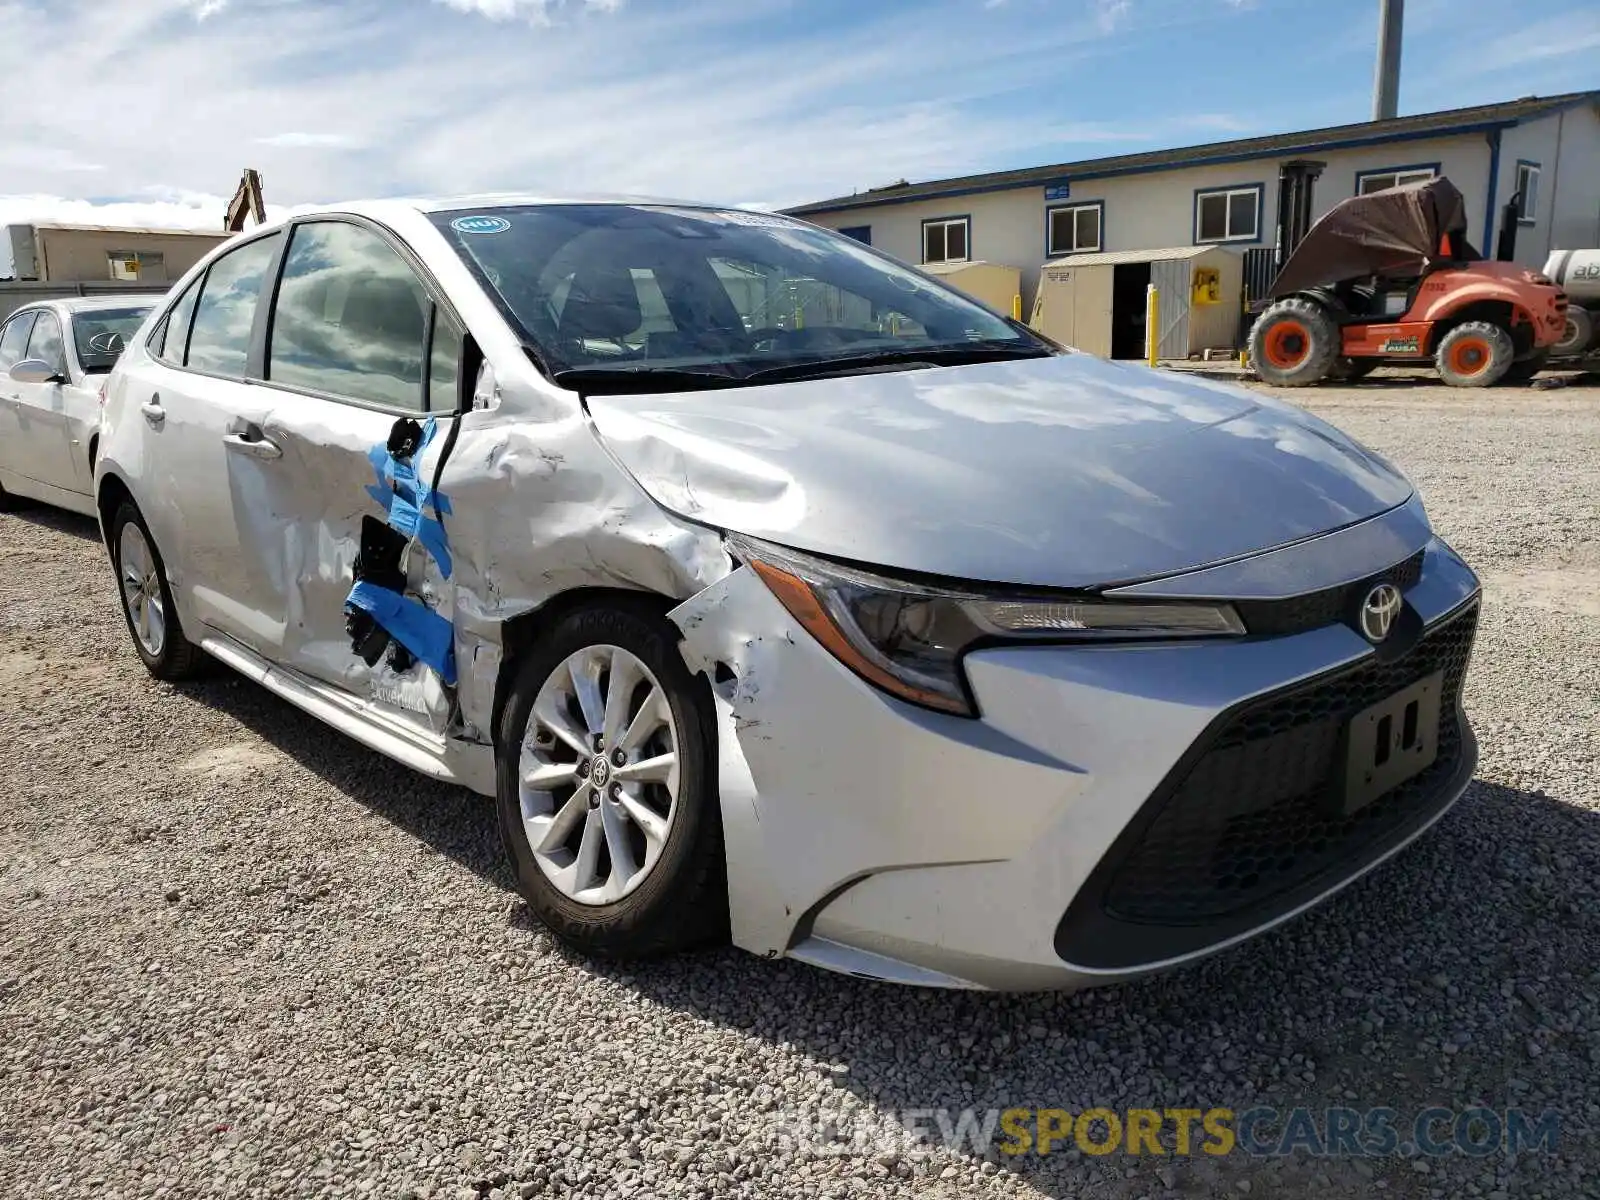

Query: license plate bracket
left=1338, top=671, right=1443, bottom=816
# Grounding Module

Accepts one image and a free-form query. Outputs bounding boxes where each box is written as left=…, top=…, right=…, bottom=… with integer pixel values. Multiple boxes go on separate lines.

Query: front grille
left=1235, top=549, right=1425, bottom=637
left=1101, top=601, right=1477, bottom=925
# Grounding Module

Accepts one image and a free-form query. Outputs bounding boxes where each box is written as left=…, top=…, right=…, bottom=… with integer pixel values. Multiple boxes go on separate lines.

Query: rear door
left=244, top=217, right=467, bottom=722
left=11, top=310, right=82, bottom=492
left=0, top=311, right=37, bottom=482
left=125, top=231, right=289, bottom=654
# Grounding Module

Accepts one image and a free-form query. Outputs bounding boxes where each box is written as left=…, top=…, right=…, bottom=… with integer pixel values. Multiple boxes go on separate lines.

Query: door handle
left=139, top=398, right=165, bottom=426
left=223, top=431, right=282, bottom=460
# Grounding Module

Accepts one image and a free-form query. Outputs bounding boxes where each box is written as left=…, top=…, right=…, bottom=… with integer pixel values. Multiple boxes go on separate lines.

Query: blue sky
left=0, top=0, right=1597, bottom=236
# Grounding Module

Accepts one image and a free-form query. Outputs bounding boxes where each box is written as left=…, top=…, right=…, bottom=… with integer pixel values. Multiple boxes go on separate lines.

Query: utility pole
left=1372, top=0, right=1404, bottom=121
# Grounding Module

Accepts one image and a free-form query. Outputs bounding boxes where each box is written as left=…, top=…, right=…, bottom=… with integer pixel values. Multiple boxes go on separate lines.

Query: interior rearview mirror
left=9, top=358, right=66, bottom=385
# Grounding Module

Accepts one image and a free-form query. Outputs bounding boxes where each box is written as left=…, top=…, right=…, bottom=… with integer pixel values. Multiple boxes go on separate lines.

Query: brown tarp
left=1268, top=177, right=1472, bottom=299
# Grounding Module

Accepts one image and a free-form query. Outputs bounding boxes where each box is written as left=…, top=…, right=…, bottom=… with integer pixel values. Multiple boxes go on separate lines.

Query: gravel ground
left=1, top=372, right=1597, bottom=1200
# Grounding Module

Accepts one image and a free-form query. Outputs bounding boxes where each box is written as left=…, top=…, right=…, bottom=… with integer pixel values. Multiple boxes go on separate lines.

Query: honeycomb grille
left=1103, top=601, right=1478, bottom=925
left=1235, top=549, right=1426, bottom=637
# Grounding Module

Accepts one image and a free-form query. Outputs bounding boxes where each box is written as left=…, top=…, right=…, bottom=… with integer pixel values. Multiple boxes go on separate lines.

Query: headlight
left=731, top=536, right=1244, bottom=716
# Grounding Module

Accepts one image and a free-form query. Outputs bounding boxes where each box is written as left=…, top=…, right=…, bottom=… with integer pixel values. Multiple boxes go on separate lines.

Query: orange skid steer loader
left=1249, top=177, right=1567, bottom=387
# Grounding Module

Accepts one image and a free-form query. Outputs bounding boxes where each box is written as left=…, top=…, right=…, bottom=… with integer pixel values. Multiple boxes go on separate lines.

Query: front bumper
left=670, top=527, right=1481, bottom=992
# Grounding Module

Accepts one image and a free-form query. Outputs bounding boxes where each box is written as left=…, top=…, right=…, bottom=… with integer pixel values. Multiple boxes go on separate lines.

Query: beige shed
left=921, top=260, right=1023, bottom=319
left=1029, top=245, right=1243, bottom=360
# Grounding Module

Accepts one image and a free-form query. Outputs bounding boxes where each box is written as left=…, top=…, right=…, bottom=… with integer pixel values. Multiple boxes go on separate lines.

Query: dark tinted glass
left=429, top=308, right=464, bottom=411
left=1198, top=195, right=1227, bottom=241
left=269, top=222, right=429, bottom=410
left=1229, top=191, right=1256, bottom=238
left=187, top=234, right=281, bottom=377
left=26, top=312, right=66, bottom=372
left=0, top=313, right=35, bottom=369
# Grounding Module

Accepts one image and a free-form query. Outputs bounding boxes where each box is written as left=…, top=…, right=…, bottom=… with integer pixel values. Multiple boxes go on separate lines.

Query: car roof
left=271, top=193, right=758, bottom=230
left=7, top=295, right=158, bottom=319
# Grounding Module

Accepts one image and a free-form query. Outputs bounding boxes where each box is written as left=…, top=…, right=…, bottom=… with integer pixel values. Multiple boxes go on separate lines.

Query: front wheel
left=495, top=602, right=726, bottom=959
left=1248, top=298, right=1340, bottom=386
left=1434, top=322, right=1515, bottom=387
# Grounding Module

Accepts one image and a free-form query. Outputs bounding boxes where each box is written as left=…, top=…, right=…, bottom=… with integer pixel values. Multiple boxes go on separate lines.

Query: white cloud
left=1095, top=0, right=1132, bottom=33
left=434, top=0, right=622, bottom=20
left=191, top=0, right=228, bottom=17
left=254, top=132, right=362, bottom=149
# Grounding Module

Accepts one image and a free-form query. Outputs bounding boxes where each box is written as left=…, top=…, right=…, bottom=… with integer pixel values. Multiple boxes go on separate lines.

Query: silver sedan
left=0, top=295, right=154, bottom=515
left=96, top=198, right=1481, bottom=990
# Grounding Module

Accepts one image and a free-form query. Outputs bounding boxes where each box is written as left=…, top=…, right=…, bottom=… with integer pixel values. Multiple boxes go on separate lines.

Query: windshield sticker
left=451, top=215, right=511, bottom=236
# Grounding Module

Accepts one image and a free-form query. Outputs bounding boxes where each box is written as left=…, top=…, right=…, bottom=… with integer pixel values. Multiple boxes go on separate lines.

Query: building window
left=108, top=250, right=166, bottom=283
left=1356, top=165, right=1438, bottom=195
left=921, top=216, right=970, bottom=265
left=837, top=225, right=872, bottom=245
left=1047, top=203, right=1102, bottom=255
left=1194, top=186, right=1260, bottom=243
left=1515, top=161, right=1541, bottom=224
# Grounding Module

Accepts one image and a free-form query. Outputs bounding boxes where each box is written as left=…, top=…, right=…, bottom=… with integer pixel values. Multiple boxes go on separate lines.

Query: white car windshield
left=432, top=204, right=1049, bottom=391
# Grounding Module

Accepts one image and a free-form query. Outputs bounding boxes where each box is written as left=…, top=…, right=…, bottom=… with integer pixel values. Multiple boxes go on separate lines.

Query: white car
left=0, top=296, right=154, bottom=515
left=97, top=197, right=1480, bottom=991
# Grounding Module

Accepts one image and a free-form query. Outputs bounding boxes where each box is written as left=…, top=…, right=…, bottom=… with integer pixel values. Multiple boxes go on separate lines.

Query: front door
left=11, top=310, right=87, bottom=495
left=242, top=217, right=467, bottom=726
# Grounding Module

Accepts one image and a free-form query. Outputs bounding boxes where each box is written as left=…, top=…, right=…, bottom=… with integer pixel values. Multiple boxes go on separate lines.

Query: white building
left=787, top=91, right=1600, bottom=322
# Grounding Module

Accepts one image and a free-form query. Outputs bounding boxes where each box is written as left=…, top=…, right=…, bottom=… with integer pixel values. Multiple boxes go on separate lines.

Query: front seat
left=557, top=265, right=643, bottom=352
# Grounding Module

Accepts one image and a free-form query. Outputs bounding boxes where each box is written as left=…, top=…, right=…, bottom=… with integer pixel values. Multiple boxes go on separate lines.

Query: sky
left=0, top=0, right=1597, bottom=250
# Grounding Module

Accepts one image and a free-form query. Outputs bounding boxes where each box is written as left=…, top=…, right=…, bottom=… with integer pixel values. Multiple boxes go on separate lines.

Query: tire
left=1434, top=321, right=1515, bottom=387
left=110, top=501, right=204, bottom=680
left=1248, top=298, right=1340, bottom=386
left=495, top=602, right=726, bottom=959
left=1501, top=349, right=1551, bottom=385
left=1328, top=357, right=1380, bottom=382
left=1552, top=306, right=1594, bottom=358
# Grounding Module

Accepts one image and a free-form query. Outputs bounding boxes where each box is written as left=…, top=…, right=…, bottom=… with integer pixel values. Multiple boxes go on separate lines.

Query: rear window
left=72, top=306, right=152, bottom=373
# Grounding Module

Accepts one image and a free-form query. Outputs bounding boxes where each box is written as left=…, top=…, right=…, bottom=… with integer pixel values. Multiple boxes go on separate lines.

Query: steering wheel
left=87, top=331, right=124, bottom=354
left=744, top=327, right=791, bottom=353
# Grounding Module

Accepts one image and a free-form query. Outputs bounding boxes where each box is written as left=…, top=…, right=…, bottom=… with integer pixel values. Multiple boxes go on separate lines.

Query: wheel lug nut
left=535, top=730, right=552, bottom=745
left=612, top=750, right=626, bottom=767
left=610, top=785, right=621, bottom=800
left=577, top=761, right=590, bottom=777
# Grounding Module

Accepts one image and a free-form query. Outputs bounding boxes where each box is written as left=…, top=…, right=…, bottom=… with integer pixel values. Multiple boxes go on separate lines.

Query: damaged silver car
left=97, top=198, right=1481, bottom=990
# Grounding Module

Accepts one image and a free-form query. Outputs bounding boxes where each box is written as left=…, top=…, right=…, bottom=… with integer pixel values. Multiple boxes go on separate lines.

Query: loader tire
left=1435, top=322, right=1514, bottom=388
left=1249, top=298, right=1340, bottom=386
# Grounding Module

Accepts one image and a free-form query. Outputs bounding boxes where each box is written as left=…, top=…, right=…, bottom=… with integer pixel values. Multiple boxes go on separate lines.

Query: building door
left=1111, top=261, right=1152, bottom=359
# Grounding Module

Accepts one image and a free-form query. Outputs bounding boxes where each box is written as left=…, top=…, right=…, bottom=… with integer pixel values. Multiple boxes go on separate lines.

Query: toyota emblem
left=1358, top=583, right=1404, bottom=643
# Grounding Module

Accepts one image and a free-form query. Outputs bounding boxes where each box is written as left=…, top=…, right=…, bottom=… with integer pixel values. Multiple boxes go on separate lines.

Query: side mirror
left=9, top=358, right=66, bottom=385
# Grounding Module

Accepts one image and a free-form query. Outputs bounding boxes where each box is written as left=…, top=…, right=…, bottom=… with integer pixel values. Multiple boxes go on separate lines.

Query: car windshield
left=73, top=306, right=153, bottom=372
left=431, top=205, right=1049, bottom=390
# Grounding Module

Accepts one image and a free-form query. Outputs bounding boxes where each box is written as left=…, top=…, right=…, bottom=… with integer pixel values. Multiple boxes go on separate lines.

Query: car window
left=0, top=313, right=36, bottom=371
left=430, top=308, right=465, bottom=410
left=156, top=278, right=204, bottom=365
left=186, top=234, right=282, bottom=378
left=26, top=312, right=66, bottom=373
left=268, top=221, right=432, bottom=410
left=73, top=306, right=152, bottom=374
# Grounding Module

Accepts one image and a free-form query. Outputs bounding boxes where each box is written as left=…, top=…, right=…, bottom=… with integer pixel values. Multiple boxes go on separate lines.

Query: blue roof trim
left=794, top=118, right=1520, bottom=216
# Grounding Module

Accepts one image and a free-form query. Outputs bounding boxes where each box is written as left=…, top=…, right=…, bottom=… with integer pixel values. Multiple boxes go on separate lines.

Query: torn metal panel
left=668, top=565, right=1081, bottom=961
left=434, top=383, right=734, bottom=742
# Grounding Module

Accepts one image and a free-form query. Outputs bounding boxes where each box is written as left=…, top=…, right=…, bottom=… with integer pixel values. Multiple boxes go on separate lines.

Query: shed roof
left=1043, top=246, right=1225, bottom=267
left=786, top=91, right=1599, bottom=217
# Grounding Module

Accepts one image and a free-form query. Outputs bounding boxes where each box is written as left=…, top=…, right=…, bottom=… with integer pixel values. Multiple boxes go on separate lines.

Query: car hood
left=585, top=353, right=1414, bottom=589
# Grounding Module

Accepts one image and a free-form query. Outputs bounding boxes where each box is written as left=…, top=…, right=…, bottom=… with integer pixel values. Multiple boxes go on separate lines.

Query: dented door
left=247, top=217, right=467, bottom=727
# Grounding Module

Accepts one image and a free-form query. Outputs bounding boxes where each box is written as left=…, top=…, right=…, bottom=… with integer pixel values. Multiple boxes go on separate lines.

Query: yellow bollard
left=1145, top=284, right=1159, bottom=368
left=1012, top=294, right=1023, bottom=322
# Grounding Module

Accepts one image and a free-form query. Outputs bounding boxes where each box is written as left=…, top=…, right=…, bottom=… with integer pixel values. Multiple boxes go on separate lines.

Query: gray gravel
left=1, top=374, right=1597, bottom=1200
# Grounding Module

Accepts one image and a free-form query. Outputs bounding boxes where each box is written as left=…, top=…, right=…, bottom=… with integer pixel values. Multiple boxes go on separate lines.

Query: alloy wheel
left=118, top=522, right=166, bottom=658
left=517, top=644, right=681, bottom=905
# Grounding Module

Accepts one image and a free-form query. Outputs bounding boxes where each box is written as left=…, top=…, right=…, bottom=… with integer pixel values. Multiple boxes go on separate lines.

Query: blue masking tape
left=346, top=580, right=458, bottom=685
left=364, top=417, right=454, bottom=579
